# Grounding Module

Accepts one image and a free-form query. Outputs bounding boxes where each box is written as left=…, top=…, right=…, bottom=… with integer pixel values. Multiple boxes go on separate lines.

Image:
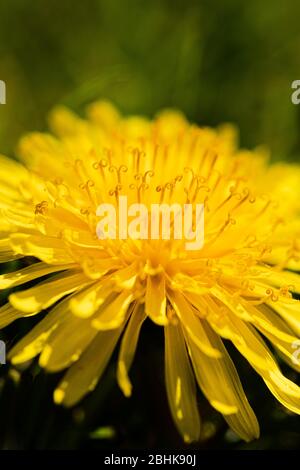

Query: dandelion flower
left=0, top=101, right=300, bottom=443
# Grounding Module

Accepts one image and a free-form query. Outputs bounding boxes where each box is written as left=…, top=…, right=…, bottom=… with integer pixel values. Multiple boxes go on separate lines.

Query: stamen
left=279, top=286, right=292, bottom=298
left=265, top=288, right=278, bottom=302
left=210, top=171, right=221, bottom=194
left=79, top=179, right=98, bottom=206
left=74, top=159, right=87, bottom=181
left=231, top=188, right=250, bottom=213
left=109, top=184, right=123, bottom=205
left=207, top=214, right=236, bottom=246
left=211, top=186, right=235, bottom=215
left=103, top=148, right=113, bottom=166
left=191, top=183, right=210, bottom=203
left=92, top=159, right=108, bottom=181
left=184, top=167, right=196, bottom=192
left=188, top=131, right=199, bottom=159
left=130, top=182, right=149, bottom=203
left=197, top=149, right=208, bottom=175
left=156, top=182, right=173, bottom=203
left=109, top=165, right=128, bottom=184
left=130, top=148, right=145, bottom=174
left=143, top=170, right=154, bottom=184
left=207, top=152, right=218, bottom=178
left=256, top=198, right=272, bottom=218
left=80, top=208, right=90, bottom=216
left=152, top=144, right=159, bottom=167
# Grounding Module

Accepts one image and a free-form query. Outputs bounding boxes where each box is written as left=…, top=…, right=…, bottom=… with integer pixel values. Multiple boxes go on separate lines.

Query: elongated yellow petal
left=183, top=325, right=238, bottom=414
left=0, top=237, right=23, bottom=263
left=48, top=107, right=87, bottom=138
left=0, top=262, right=75, bottom=289
left=92, top=291, right=133, bottom=330
left=168, top=291, right=221, bottom=358
left=111, top=262, right=139, bottom=289
left=251, top=305, right=300, bottom=372
left=165, top=321, right=201, bottom=443
left=0, top=154, right=28, bottom=185
left=216, top=348, right=259, bottom=442
left=145, top=274, right=167, bottom=325
left=86, top=100, right=121, bottom=129
left=198, top=295, right=242, bottom=343
left=69, top=282, right=113, bottom=318
left=221, top=313, right=279, bottom=372
left=248, top=304, right=297, bottom=343
left=184, top=322, right=259, bottom=441
left=254, top=267, right=300, bottom=294
left=54, top=327, right=125, bottom=407
left=9, top=271, right=89, bottom=313
left=204, top=295, right=295, bottom=373
left=183, top=326, right=237, bottom=414
left=18, top=132, right=66, bottom=174
left=9, top=233, right=74, bottom=264
left=211, top=286, right=252, bottom=321
left=231, top=324, right=300, bottom=414
left=8, top=295, right=71, bottom=364
left=267, top=335, right=300, bottom=373
left=0, top=303, right=26, bottom=328
left=39, top=316, right=97, bottom=372
left=268, top=299, right=300, bottom=335
left=264, top=370, right=300, bottom=414
left=117, top=303, right=146, bottom=397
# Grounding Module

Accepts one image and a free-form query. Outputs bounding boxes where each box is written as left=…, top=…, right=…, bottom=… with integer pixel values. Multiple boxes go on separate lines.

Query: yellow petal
left=9, top=233, right=74, bottom=265
left=264, top=370, right=300, bottom=414
left=268, top=299, right=300, bottom=336
left=39, top=316, right=97, bottom=372
left=48, top=107, right=87, bottom=137
left=205, top=294, right=294, bottom=373
left=92, top=291, right=133, bottom=330
left=224, top=314, right=280, bottom=372
left=0, top=154, right=28, bottom=185
left=0, top=262, right=75, bottom=289
left=248, top=303, right=297, bottom=343
left=0, top=303, right=25, bottom=328
left=231, top=324, right=300, bottom=414
left=117, top=303, right=146, bottom=397
left=17, top=132, right=68, bottom=178
left=69, top=282, right=113, bottom=318
left=0, top=237, right=23, bottom=263
left=145, top=275, right=167, bottom=325
left=111, top=262, right=139, bottom=289
left=8, top=295, right=71, bottom=364
left=165, top=321, right=201, bottom=443
left=254, top=267, right=300, bottom=294
left=248, top=304, right=300, bottom=372
left=211, top=286, right=252, bottom=321
left=9, top=271, right=89, bottom=313
left=168, top=291, right=221, bottom=358
left=184, top=322, right=259, bottom=441
left=54, top=327, right=124, bottom=407
left=87, top=100, right=121, bottom=129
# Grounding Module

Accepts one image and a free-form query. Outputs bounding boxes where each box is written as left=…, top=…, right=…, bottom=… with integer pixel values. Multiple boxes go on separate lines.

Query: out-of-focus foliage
left=0, top=0, right=299, bottom=450
left=0, top=0, right=300, bottom=159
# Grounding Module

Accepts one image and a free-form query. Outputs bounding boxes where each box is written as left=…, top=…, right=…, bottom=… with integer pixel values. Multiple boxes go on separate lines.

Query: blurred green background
left=0, top=0, right=299, bottom=450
